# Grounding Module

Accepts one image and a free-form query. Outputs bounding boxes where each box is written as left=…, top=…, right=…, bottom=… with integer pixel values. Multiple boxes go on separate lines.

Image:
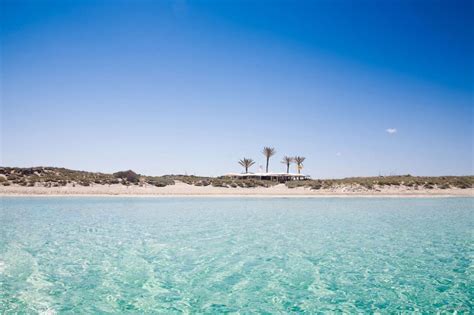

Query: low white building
left=223, top=172, right=310, bottom=182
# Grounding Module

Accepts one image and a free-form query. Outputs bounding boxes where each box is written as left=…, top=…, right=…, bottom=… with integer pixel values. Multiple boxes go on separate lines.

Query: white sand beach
left=1, top=181, right=472, bottom=197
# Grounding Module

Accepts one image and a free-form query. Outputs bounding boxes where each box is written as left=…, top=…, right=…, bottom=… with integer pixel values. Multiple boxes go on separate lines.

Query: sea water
left=0, top=197, right=472, bottom=313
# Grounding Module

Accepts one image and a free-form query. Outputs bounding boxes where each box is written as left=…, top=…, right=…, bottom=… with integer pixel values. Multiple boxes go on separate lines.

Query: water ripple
left=0, top=197, right=472, bottom=313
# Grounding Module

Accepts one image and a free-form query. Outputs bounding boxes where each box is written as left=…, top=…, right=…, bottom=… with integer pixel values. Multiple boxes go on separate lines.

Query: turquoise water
left=0, top=197, right=472, bottom=313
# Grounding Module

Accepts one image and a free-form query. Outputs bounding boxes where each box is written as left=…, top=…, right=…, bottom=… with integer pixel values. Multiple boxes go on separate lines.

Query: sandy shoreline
left=1, top=194, right=472, bottom=199
left=1, top=182, right=472, bottom=198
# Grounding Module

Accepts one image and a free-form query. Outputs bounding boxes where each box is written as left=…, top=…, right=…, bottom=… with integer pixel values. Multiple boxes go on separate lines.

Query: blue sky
left=1, top=0, right=472, bottom=177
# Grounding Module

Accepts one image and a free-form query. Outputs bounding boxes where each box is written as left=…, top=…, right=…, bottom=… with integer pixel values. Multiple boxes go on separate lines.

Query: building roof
left=224, top=172, right=308, bottom=177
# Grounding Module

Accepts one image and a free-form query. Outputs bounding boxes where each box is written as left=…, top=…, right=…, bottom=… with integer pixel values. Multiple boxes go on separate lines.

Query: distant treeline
left=0, top=167, right=472, bottom=190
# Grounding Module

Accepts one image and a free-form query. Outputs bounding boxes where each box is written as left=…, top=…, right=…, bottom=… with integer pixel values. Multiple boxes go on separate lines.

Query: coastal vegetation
left=281, top=156, right=294, bottom=173
left=0, top=167, right=174, bottom=188
left=285, top=175, right=473, bottom=190
left=294, top=156, right=306, bottom=174
left=262, top=147, right=276, bottom=173
left=235, top=147, right=305, bottom=174
left=238, top=158, right=255, bottom=174
left=162, top=175, right=278, bottom=188
left=0, top=167, right=472, bottom=190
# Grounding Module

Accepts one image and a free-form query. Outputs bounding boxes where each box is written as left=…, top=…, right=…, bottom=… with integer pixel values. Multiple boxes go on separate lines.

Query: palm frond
left=262, top=147, right=276, bottom=158
left=238, top=158, right=255, bottom=173
left=281, top=156, right=294, bottom=164
left=294, top=156, right=306, bottom=164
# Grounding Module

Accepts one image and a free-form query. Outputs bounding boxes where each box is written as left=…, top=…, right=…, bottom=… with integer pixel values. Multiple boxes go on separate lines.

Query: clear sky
left=1, top=0, right=473, bottom=177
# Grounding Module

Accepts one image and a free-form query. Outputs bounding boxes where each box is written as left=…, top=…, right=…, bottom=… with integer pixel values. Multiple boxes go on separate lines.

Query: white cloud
left=386, top=128, right=397, bottom=134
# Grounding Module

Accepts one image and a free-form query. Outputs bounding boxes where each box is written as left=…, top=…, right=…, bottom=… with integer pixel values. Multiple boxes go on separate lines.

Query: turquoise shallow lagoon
left=0, top=197, right=472, bottom=313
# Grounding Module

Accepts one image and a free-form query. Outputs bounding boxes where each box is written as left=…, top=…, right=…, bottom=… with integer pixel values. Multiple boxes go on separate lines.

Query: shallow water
left=0, top=197, right=472, bottom=313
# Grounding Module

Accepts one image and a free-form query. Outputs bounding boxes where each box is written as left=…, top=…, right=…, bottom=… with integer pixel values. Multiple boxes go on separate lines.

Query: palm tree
left=294, top=156, right=306, bottom=174
left=281, top=156, right=294, bottom=173
left=262, top=147, right=276, bottom=173
left=238, top=158, right=255, bottom=173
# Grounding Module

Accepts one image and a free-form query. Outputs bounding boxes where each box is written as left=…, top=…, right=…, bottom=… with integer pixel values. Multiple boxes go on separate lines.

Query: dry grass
left=0, top=167, right=174, bottom=188
left=285, top=175, right=473, bottom=190
left=1, top=168, right=472, bottom=190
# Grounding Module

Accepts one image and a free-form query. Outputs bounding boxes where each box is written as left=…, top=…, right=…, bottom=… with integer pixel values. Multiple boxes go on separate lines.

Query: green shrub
left=452, top=180, right=471, bottom=189
left=146, top=177, right=174, bottom=187
left=286, top=181, right=299, bottom=189
left=1, top=167, right=472, bottom=192
left=7, top=175, right=19, bottom=181
left=195, top=180, right=210, bottom=186
left=454, top=182, right=470, bottom=189
left=113, top=170, right=140, bottom=183
left=211, top=180, right=227, bottom=188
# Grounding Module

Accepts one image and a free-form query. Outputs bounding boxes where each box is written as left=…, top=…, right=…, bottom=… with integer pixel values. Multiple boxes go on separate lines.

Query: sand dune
left=1, top=181, right=472, bottom=197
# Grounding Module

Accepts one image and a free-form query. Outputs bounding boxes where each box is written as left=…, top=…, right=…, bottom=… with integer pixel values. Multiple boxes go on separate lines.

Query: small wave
left=39, top=308, right=57, bottom=315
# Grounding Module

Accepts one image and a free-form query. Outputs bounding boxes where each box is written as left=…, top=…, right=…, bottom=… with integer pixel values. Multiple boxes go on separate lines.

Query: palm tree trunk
left=266, top=157, right=269, bottom=173
left=245, top=166, right=248, bottom=173
left=286, top=164, right=289, bottom=173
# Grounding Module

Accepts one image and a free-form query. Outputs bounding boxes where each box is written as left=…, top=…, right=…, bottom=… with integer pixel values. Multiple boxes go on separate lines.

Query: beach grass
left=0, top=167, right=472, bottom=191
